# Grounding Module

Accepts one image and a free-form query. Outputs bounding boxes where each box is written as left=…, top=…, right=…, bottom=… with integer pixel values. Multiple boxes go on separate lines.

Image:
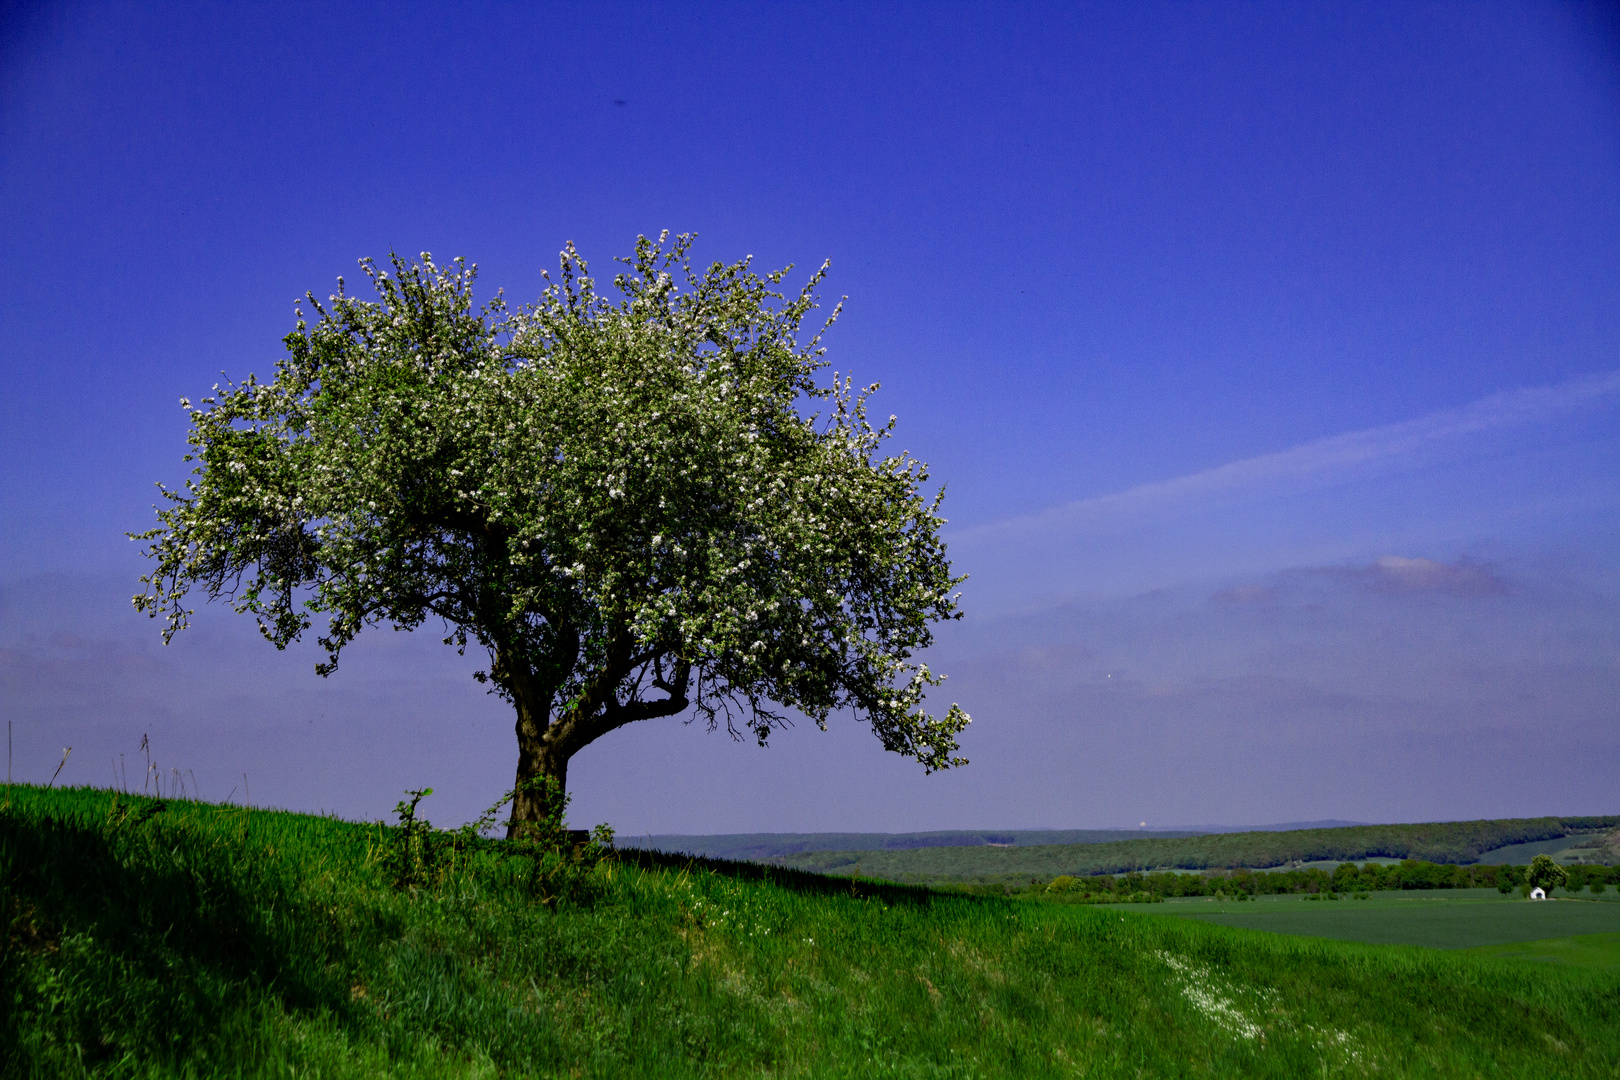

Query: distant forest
left=637, top=817, right=1620, bottom=885
left=620, top=821, right=1370, bottom=862
left=619, top=829, right=1199, bottom=861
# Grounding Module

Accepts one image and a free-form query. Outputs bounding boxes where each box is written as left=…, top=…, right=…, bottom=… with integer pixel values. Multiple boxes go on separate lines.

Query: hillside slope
left=3, top=786, right=1618, bottom=1078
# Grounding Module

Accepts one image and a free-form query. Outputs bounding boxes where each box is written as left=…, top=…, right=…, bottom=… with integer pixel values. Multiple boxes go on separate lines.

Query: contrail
left=958, top=368, right=1620, bottom=543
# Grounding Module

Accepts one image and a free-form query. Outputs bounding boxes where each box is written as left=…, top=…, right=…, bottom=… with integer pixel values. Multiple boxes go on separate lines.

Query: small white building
left=1529, top=887, right=1546, bottom=900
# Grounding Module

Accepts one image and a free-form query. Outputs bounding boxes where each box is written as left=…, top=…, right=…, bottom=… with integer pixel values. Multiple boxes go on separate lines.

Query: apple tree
left=133, top=234, right=970, bottom=834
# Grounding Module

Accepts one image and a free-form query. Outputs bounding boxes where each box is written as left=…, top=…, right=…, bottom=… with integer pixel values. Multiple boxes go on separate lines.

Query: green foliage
left=776, top=816, right=1619, bottom=885
left=132, top=236, right=970, bottom=798
left=380, top=787, right=438, bottom=889
left=1331, top=861, right=1360, bottom=891
left=1528, top=854, right=1570, bottom=894
left=377, top=778, right=615, bottom=904
left=4, top=785, right=1620, bottom=1077
left=106, top=793, right=169, bottom=828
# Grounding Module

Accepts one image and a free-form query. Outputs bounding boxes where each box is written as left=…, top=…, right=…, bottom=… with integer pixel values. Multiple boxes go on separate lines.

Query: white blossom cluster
left=133, top=234, right=970, bottom=785
left=1157, top=951, right=1365, bottom=1065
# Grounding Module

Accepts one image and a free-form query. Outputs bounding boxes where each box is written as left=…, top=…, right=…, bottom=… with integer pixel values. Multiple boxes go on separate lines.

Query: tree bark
left=508, top=688, right=568, bottom=838
left=502, top=643, right=693, bottom=838
left=508, top=663, right=579, bottom=841
left=498, top=642, right=569, bottom=839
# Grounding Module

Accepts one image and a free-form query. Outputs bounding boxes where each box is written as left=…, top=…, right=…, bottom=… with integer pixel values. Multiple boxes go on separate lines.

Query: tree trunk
left=502, top=653, right=568, bottom=838
left=499, top=641, right=689, bottom=838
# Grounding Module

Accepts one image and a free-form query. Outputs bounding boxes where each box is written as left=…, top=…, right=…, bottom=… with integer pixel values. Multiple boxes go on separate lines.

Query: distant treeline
left=622, top=821, right=1378, bottom=862
left=619, top=829, right=1199, bottom=861
left=956, top=860, right=1620, bottom=902
left=777, top=816, right=1620, bottom=884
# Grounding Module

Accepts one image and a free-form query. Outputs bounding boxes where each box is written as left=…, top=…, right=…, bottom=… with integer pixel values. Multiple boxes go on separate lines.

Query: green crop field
left=1135, top=889, right=1620, bottom=949
left=1472, top=835, right=1605, bottom=865
left=1462, top=933, right=1620, bottom=970
left=6, top=785, right=1620, bottom=1077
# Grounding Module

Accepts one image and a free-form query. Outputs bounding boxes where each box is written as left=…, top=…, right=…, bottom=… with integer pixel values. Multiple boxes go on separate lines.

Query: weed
left=375, top=777, right=615, bottom=905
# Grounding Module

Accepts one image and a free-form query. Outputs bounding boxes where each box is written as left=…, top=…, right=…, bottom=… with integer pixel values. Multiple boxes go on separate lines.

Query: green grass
left=1462, top=933, right=1620, bottom=970
left=5, top=785, right=1620, bottom=1077
left=1140, top=889, right=1620, bottom=949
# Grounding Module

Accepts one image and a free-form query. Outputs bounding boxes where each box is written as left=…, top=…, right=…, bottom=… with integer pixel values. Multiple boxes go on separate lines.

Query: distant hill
left=1170, top=820, right=1371, bottom=833
left=628, top=816, right=1620, bottom=885
left=616, top=829, right=1201, bottom=861
left=619, top=822, right=1377, bottom=862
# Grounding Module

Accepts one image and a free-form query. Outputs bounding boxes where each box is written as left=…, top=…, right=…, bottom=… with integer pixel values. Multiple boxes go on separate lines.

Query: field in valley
left=1464, top=932, right=1620, bottom=970
left=1123, top=888, right=1620, bottom=951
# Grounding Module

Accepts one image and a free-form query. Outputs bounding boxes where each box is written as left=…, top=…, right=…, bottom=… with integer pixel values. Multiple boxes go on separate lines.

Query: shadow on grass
left=614, top=844, right=947, bottom=906
left=0, top=803, right=357, bottom=1072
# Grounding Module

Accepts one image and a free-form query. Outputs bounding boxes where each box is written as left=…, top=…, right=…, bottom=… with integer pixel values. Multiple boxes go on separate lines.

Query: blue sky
left=3, top=1, right=1617, bottom=832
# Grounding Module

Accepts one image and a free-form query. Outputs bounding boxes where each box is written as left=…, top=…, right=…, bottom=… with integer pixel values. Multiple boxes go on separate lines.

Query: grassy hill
left=5, top=785, right=1620, bottom=1077
left=767, top=816, right=1620, bottom=885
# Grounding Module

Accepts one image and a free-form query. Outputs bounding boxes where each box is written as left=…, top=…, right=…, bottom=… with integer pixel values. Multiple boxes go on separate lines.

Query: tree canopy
left=1526, top=853, right=1568, bottom=894
left=134, top=234, right=970, bottom=830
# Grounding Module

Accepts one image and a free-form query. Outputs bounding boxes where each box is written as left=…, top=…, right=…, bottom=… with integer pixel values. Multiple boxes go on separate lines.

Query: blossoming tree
left=134, top=234, right=970, bottom=834
left=1526, top=853, right=1568, bottom=896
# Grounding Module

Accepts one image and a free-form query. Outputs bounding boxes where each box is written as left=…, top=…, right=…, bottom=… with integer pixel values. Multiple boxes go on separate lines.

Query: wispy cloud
left=1209, top=584, right=1279, bottom=605
left=959, top=369, right=1620, bottom=544
left=1325, top=555, right=1508, bottom=597
left=1211, top=555, right=1509, bottom=604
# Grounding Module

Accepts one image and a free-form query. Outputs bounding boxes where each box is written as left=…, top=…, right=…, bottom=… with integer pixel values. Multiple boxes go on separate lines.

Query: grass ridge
left=3, top=784, right=1618, bottom=1077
